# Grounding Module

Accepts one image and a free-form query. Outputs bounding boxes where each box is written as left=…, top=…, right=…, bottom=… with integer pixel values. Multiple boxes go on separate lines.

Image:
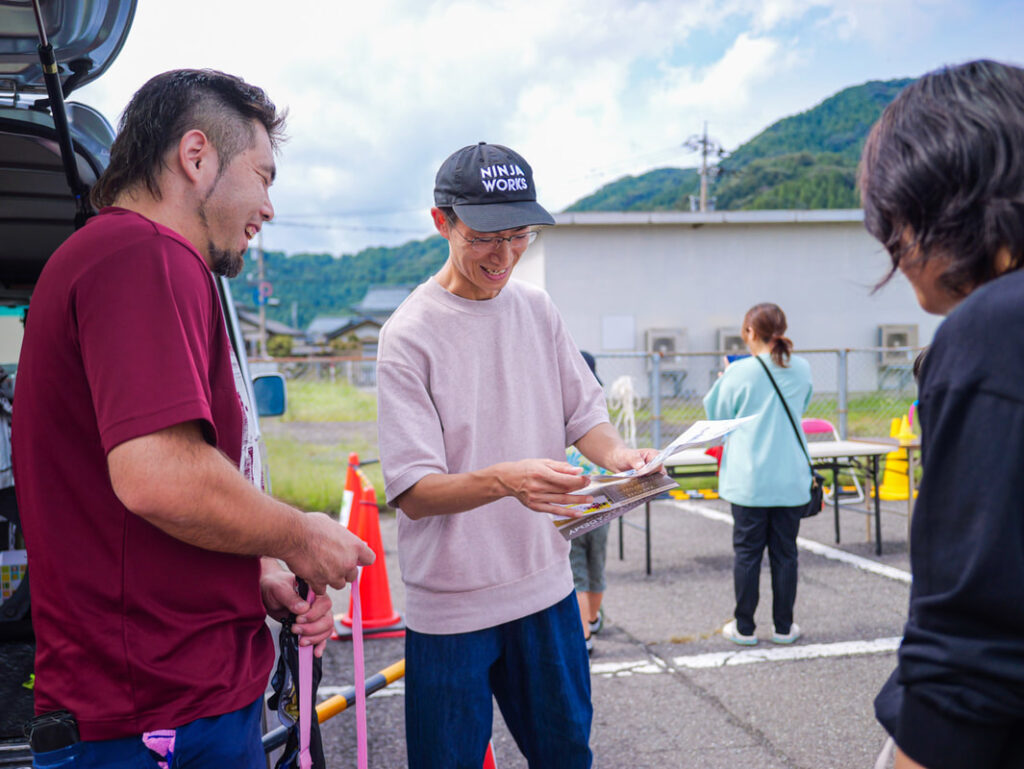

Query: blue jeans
left=31, top=696, right=265, bottom=768
left=405, top=591, right=592, bottom=769
left=731, top=503, right=803, bottom=636
left=569, top=523, right=609, bottom=593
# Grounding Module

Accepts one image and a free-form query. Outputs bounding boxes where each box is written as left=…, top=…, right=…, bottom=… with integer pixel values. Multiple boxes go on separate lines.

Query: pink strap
left=298, top=610, right=313, bottom=769
left=296, top=572, right=367, bottom=769
left=352, top=568, right=368, bottom=769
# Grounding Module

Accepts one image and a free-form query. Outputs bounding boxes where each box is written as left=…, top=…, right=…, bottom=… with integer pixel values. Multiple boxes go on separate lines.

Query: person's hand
left=260, top=560, right=337, bottom=657
left=495, top=458, right=591, bottom=515
left=605, top=447, right=662, bottom=475
left=284, top=512, right=376, bottom=595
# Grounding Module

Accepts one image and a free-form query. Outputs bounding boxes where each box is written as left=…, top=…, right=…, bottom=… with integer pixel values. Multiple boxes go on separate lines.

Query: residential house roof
left=236, top=307, right=303, bottom=337
left=351, top=285, right=413, bottom=317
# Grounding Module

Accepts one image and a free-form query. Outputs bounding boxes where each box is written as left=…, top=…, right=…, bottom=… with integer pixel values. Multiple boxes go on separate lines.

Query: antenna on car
left=30, top=0, right=94, bottom=230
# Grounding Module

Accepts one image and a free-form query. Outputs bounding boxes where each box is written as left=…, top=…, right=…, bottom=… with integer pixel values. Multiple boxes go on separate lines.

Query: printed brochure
left=552, top=415, right=758, bottom=540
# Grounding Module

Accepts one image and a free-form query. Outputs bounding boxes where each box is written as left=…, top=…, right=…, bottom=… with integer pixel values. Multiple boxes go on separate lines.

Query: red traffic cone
left=339, top=452, right=362, bottom=529
left=334, top=478, right=405, bottom=640
left=482, top=741, right=498, bottom=769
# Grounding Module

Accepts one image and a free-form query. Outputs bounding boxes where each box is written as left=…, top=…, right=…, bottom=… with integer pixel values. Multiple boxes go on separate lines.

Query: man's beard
left=198, top=194, right=245, bottom=278
left=210, top=245, right=244, bottom=278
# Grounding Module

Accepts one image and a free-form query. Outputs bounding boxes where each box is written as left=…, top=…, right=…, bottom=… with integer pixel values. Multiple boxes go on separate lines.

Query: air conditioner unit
left=645, top=328, right=687, bottom=371
left=716, top=327, right=744, bottom=354
left=878, top=324, right=919, bottom=366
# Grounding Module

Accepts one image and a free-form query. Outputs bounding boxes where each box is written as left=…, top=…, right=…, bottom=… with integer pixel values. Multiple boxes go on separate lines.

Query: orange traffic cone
left=334, top=478, right=405, bottom=640
left=482, top=741, right=498, bottom=769
left=339, top=452, right=362, bottom=529
left=346, top=467, right=374, bottom=539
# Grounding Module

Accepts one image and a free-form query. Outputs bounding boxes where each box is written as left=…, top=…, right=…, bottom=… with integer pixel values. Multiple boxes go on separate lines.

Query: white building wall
left=518, top=211, right=942, bottom=396
left=530, top=218, right=937, bottom=352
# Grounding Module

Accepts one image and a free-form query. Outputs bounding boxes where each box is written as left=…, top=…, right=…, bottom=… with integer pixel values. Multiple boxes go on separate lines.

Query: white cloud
left=70, top=0, right=1024, bottom=255
left=655, top=33, right=785, bottom=111
left=821, top=0, right=958, bottom=43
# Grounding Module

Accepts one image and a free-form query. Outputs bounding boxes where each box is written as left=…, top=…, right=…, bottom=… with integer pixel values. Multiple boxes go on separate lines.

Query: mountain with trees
left=232, top=236, right=448, bottom=330
left=567, top=77, right=912, bottom=212
left=232, top=77, right=913, bottom=328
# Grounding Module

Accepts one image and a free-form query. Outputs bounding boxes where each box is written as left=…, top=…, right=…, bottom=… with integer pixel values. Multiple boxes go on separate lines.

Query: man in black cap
left=376, top=142, right=655, bottom=768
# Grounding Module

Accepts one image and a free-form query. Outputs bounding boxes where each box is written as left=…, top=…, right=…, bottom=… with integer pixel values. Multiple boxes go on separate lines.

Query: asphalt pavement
left=292, top=496, right=912, bottom=769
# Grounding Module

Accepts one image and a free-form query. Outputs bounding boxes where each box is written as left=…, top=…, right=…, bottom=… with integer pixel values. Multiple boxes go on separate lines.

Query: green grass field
left=263, top=380, right=383, bottom=513
left=264, top=434, right=386, bottom=515
left=281, top=379, right=377, bottom=423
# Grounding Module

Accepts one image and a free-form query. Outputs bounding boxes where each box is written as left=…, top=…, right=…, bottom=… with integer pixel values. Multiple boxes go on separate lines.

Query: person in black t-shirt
left=860, top=59, right=1024, bottom=769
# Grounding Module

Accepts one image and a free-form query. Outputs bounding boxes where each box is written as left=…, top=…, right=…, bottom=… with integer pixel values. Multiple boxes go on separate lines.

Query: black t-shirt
left=879, top=268, right=1024, bottom=732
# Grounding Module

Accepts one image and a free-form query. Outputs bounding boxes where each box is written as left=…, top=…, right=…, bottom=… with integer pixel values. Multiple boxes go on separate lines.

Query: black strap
left=754, top=356, right=813, bottom=470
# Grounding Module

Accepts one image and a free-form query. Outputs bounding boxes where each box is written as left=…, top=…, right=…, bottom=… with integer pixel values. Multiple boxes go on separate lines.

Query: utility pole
left=684, top=122, right=726, bottom=212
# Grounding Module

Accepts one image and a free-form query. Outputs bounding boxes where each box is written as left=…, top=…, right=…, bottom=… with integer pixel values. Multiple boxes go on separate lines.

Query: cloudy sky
left=77, top=0, right=1022, bottom=257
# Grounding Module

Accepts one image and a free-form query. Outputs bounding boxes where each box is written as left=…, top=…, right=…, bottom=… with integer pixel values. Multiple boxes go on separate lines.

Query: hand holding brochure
left=552, top=415, right=758, bottom=540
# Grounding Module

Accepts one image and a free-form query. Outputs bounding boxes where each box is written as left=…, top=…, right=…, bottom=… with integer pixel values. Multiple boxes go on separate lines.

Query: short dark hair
left=91, top=69, right=286, bottom=208
left=437, top=206, right=458, bottom=227
left=860, top=59, right=1024, bottom=295
left=744, top=302, right=793, bottom=367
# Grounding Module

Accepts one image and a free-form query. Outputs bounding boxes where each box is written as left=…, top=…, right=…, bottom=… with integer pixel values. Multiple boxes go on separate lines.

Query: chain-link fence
left=254, top=347, right=922, bottom=513
left=590, top=347, right=922, bottom=449
left=258, top=356, right=377, bottom=388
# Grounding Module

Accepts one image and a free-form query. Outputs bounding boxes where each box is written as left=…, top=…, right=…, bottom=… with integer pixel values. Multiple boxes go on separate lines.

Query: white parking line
left=323, top=639, right=903, bottom=695
left=670, top=500, right=912, bottom=584
left=669, top=636, right=901, bottom=669
left=590, top=636, right=901, bottom=677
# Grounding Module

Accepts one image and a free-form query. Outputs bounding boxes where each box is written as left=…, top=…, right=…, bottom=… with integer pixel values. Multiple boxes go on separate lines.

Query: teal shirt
left=703, top=353, right=813, bottom=507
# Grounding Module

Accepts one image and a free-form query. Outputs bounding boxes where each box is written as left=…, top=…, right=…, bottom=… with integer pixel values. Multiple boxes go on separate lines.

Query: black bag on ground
left=755, top=357, right=822, bottom=518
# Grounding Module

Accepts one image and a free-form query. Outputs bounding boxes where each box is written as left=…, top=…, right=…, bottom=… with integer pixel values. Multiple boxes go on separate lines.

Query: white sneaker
left=588, top=608, right=604, bottom=635
left=722, top=619, right=757, bottom=646
left=771, top=623, right=802, bottom=644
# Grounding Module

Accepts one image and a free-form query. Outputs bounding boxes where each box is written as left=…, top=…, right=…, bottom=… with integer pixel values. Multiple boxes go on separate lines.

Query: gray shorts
left=569, top=522, right=609, bottom=593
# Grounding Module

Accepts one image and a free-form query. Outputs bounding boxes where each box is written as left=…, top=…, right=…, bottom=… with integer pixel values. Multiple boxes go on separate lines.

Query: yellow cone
left=897, top=415, right=917, bottom=444
left=877, top=416, right=918, bottom=500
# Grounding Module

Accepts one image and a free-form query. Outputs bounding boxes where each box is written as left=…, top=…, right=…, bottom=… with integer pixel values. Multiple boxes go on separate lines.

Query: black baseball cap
left=434, top=142, right=555, bottom=232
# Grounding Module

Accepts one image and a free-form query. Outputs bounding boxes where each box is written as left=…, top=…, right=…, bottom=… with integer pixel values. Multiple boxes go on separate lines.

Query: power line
left=267, top=219, right=431, bottom=234
left=683, top=122, right=728, bottom=212
left=274, top=206, right=424, bottom=219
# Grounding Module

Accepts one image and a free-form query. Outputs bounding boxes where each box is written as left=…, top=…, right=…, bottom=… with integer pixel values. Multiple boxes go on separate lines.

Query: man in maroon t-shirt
left=12, top=69, right=374, bottom=767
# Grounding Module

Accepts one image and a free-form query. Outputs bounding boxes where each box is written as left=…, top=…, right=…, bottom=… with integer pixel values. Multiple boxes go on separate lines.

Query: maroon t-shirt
left=12, top=208, right=273, bottom=740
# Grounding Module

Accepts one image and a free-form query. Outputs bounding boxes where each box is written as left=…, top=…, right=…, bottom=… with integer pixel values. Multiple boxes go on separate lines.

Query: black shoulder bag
left=754, top=356, right=823, bottom=518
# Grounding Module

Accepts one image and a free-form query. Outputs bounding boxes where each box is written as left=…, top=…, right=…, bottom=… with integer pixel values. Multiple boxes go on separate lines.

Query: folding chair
left=801, top=418, right=866, bottom=506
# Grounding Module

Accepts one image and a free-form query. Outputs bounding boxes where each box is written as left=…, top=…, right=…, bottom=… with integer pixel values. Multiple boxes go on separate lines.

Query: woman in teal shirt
left=703, top=303, right=812, bottom=646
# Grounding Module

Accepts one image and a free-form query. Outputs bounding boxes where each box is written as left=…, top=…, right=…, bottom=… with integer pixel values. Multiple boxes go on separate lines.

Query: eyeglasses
left=451, top=227, right=538, bottom=252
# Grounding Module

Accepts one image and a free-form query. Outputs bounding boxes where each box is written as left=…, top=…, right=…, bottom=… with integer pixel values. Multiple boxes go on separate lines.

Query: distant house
left=350, top=285, right=413, bottom=323
left=235, top=307, right=304, bottom=356
left=325, top=317, right=383, bottom=359
left=306, top=316, right=359, bottom=345
left=304, top=286, right=412, bottom=356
